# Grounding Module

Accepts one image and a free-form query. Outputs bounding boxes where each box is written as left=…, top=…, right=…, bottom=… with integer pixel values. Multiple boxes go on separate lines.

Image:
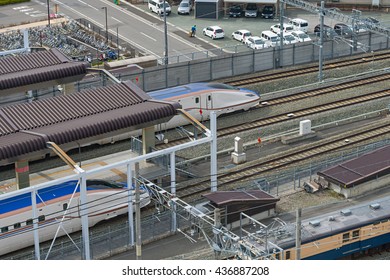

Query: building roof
left=203, top=190, right=279, bottom=207
left=0, top=81, right=181, bottom=164
left=318, top=145, right=390, bottom=188
left=0, top=49, right=87, bottom=92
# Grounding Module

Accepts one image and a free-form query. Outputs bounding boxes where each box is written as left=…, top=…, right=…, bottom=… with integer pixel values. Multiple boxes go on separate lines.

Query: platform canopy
left=0, top=81, right=181, bottom=165
left=0, top=49, right=88, bottom=95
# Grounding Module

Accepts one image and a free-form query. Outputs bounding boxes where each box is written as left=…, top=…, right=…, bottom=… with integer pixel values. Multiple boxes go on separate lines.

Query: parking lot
left=134, top=3, right=390, bottom=49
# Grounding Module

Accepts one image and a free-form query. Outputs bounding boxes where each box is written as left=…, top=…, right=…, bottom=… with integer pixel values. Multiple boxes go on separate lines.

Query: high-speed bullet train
left=95, top=82, right=259, bottom=144
left=0, top=179, right=151, bottom=257
left=147, top=82, right=260, bottom=130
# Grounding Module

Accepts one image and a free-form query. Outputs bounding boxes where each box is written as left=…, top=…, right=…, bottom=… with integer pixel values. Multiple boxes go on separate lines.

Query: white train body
left=0, top=180, right=150, bottom=257
left=148, top=82, right=260, bottom=130
left=96, top=82, right=260, bottom=144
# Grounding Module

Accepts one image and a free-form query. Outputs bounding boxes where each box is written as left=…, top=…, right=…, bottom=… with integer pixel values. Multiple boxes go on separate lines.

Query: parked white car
left=270, top=23, right=294, bottom=35
left=282, top=32, right=299, bottom=44
left=246, top=36, right=269, bottom=49
left=291, top=31, right=312, bottom=43
left=232, top=29, right=252, bottom=43
left=203, top=26, right=225, bottom=39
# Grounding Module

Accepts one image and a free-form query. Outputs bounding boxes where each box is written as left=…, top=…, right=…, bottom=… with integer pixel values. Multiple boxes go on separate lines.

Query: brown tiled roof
left=318, top=145, right=390, bottom=188
left=0, top=81, right=181, bottom=163
left=0, top=49, right=87, bottom=91
left=203, top=190, right=279, bottom=207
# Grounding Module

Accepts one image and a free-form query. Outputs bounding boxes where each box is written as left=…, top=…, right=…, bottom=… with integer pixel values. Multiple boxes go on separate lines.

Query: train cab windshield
left=86, top=180, right=125, bottom=189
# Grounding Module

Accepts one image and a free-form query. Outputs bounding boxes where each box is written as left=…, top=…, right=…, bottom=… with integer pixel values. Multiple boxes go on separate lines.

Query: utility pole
left=46, top=0, right=51, bottom=27
left=116, top=26, right=120, bottom=60
left=102, top=7, right=108, bottom=44
left=135, top=163, right=142, bottom=260
left=318, top=1, right=325, bottom=82
left=295, top=208, right=302, bottom=260
left=163, top=2, right=168, bottom=65
left=279, top=0, right=284, bottom=68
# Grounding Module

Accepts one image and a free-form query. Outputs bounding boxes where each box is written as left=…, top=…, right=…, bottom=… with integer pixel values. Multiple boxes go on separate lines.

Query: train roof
left=0, top=180, right=126, bottom=215
left=245, top=195, right=390, bottom=252
left=147, top=82, right=242, bottom=100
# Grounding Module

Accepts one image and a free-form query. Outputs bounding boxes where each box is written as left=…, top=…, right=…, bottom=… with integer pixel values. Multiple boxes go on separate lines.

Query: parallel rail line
left=226, top=52, right=390, bottom=87
left=160, top=88, right=390, bottom=148
left=176, top=120, right=390, bottom=200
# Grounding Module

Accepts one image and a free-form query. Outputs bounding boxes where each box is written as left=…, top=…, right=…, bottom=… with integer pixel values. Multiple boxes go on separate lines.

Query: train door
left=205, top=93, right=212, bottom=119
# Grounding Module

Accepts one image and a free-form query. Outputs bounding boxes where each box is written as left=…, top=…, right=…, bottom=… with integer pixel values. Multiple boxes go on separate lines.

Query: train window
left=342, top=232, right=350, bottom=243
left=285, top=251, right=291, bottom=259
left=352, top=230, right=360, bottom=239
left=1, top=226, right=8, bottom=233
left=208, top=95, right=211, bottom=101
left=38, top=215, right=45, bottom=222
left=195, top=97, right=199, bottom=104
left=26, top=219, right=33, bottom=226
left=275, top=253, right=280, bottom=260
left=13, top=222, right=21, bottom=229
left=63, top=203, right=68, bottom=211
left=86, top=180, right=124, bottom=189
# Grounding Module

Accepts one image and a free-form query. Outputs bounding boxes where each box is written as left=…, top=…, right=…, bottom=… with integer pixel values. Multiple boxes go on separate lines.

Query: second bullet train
left=147, top=82, right=260, bottom=129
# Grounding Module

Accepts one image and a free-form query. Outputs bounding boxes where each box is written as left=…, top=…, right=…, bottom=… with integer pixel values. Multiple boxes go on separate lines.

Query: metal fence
left=113, top=32, right=389, bottom=92
left=251, top=139, right=390, bottom=197
left=4, top=139, right=389, bottom=260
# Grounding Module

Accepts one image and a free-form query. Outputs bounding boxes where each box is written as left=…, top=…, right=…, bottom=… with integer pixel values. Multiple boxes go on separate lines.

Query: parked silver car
left=177, top=0, right=192, bottom=15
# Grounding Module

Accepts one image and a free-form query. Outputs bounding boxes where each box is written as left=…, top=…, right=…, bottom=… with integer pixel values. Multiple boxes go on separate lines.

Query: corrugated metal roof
left=0, top=81, right=181, bottom=163
left=203, top=190, right=278, bottom=207
left=0, top=49, right=87, bottom=91
left=0, top=82, right=148, bottom=135
left=318, top=145, right=390, bottom=187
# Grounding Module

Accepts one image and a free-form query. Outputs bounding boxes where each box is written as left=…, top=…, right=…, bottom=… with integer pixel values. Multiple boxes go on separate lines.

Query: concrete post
left=62, top=83, right=75, bottom=95
left=15, top=160, right=30, bottom=189
left=142, top=126, right=155, bottom=154
left=231, top=136, right=246, bottom=164
left=299, top=120, right=312, bottom=135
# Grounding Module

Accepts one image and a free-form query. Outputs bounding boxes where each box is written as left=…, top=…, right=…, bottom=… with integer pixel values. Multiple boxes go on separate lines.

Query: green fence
left=0, top=0, right=30, bottom=5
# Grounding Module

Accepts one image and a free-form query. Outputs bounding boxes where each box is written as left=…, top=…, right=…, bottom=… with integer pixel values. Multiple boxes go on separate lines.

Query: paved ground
left=130, top=2, right=390, bottom=49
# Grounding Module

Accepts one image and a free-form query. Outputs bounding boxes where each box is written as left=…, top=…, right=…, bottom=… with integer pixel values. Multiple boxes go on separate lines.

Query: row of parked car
left=228, top=4, right=274, bottom=19
left=202, top=26, right=312, bottom=50
left=231, top=29, right=312, bottom=49
left=149, top=0, right=273, bottom=18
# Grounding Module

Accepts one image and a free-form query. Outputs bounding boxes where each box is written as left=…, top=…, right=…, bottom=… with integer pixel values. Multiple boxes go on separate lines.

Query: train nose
left=239, top=88, right=260, bottom=98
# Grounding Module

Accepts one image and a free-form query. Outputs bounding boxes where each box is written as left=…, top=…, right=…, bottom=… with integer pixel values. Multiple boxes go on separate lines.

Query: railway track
left=226, top=51, right=390, bottom=87
left=160, top=87, right=390, bottom=148
left=259, top=71, right=390, bottom=105
left=176, top=119, right=390, bottom=200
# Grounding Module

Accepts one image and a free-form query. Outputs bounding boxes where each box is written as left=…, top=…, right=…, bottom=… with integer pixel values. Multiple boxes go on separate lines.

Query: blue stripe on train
left=0, top=181, right=81, bottom=215
left=304, top=233, right=390, bottom=259
left=148, top=83, right=212, bottom=100
left=0, top=181, right=139, bottom=215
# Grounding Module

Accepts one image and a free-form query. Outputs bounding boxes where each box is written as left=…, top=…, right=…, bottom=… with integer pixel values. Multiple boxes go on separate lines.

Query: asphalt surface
left=2, top=1, right=390, bottom=59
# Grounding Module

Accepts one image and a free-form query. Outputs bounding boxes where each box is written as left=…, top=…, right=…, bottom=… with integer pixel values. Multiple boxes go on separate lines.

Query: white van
left=288, top=18, right=309, bottom=33
left=261, top=30, right=280, bottom=47
left=148, top=0, right=171, bottom=16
